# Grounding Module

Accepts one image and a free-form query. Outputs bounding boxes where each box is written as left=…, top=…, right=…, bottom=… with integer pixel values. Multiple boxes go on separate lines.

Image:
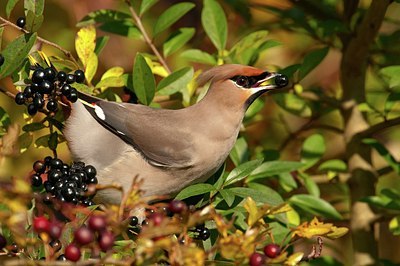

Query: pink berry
left=88, top=215, right=107, bottom=232
left=65, top=244, right=81, bottom=262
left=168, top=200, right=187, bottom=214
left=33, top=216, right=50, bottom=234
left=98, top=230, right=114, bottom=252
left=149, top=213, right=164, bottom=226
left=249, top=252, right=265, bottom=266
left=74, top=226, right=94, bottom=245
left=263, top=244, right=281, bottom=258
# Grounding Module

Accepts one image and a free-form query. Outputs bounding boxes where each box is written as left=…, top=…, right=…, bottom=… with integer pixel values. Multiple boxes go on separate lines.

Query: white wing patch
left=94, top=105, right=106, bottom=120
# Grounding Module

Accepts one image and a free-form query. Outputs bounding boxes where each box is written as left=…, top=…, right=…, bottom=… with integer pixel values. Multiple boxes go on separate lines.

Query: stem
left=0, top=16, right=80, bottom=68
left=126, top=3, right=172, bottom=74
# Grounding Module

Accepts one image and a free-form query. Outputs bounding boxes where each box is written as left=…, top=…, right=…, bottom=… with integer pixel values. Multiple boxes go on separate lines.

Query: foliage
left=0, top=0, right=400, bottom=265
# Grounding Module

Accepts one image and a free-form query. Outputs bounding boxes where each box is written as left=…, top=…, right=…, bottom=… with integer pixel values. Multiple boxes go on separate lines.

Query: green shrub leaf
left=163, top=28, right=195, bottom=57
left=201, top=0, right=228, bottom=52
left=298, top=47, right=329, bottom=80
left=175, top=183, right=215, bottom=200
left=289, top=194, right=342, bottom=220
left=153, top=2, right=195, bottom=36
left=132, top=53, right=156, bottom=105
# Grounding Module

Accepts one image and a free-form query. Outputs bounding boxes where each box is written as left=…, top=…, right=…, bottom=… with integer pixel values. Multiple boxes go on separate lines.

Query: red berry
left=65, top=243, right=81, bottom=262
left=88, top=215, right=106, bottom=232
left=74, top=226, right=94, bottom=245
left=149, top=213, right=164, bottom=226
left=98, top=230, right=114, bottom=252
left=48, top=222, right=62, bottom=240
left=33, top=216, right=50, bottom=234
left=263, top=244, right=281, bottom=258
left=249, top=253, right=265, bottom=266
left=168, top=200, right=187, bottom=214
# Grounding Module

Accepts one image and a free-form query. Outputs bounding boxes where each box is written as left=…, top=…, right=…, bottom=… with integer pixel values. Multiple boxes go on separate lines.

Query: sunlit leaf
left=95, top=36, right=110, bottom=55
left=299, top=172, right=320, bottom=198
left=292, top=217, right=348, bottom=239
left=278, top=172, right=298, bottom=192
left=298, top=47, right=329, bottom=80
left=25, top=10, right=43, bottom=32
left=85, top=52, right=98, bottom=84
left=318, top=159, right=347, bottom=172
left=273, top=93, right=313, bottom=117
left=175, top=183, right=215, bottom=200
left=289, top=194, right=342, bottom=220
left=180, top=49, right=217, bottom=65
left=157, top=67, right=193, bottom=96
left=384, top=92, right=400, bottom=114
left=301, top=134, right=325, bottom=170
left=153, top=2, right=195, bottom=36
left=24, top=0, right=44, bottom=15
left=224, top=159, right=263, bottom=187
left=285, top=252, right=304, bottom=266
left=132, top=53, right=156, bottom=105
left=229, top=137, right=249, bottom=167
left=228, top=185, right=283, bottom=206
left=140, top=0, right=159, bottom=15
left=219, top=189, right=235, bottom=207
left=75, top=25, right=96, bottom=68
left=202, top=0, right=228, bottom=51
left=380, top=65, right=400, bottom=88
left=248, top=161, right=304, bottom=181
left=363, top=138, right=400, bottom=174
left=0, top=33, right=37, bottom=79
left=6, top=0, right=21, bottom=17
left=163, top=28, right=195, bottom=57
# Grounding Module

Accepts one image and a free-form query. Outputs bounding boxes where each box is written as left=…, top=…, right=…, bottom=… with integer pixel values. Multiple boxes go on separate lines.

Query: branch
left=358, top=116, right=400, bottom=138
left=126, top=3, right=172, bottom=74
left=0, top=16, right=80, bottom=68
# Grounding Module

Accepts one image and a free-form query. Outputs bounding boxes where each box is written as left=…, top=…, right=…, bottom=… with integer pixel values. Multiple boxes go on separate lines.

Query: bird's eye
left=235, top=76, right=249, bottom=87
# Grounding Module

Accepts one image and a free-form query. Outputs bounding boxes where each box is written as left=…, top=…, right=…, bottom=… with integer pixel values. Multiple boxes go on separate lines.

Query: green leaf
left=22, top=122, right=45, bottom=132
left=25, top=9, right=43, bottom=32
left=99, top=21, right=141, bottom=39
left=298, top=47, right=329, bottom=80
left=228, top=185, right=283, bottom=206
left=224, top=159, right=263, bottom=187
left=0, top=33, right=37, bottom=79
left=244, top=98, right=264, bottom=122
left=318, top=159, right=347, bottom=172
left=18, top=132, right=33, bottom=150
left=157, top=67, right=193, bottom=96
left=229, top=137, right=249, bottom=167
left=273, top=93, right=312, bottom=118
left=384, top=92, right=400, bottom=114
left=6, top=0, right=21, bottom=17
left=77, top=9, right=131, bottom=27
left=95, top=77, right=125, bottom=89
left=153, top=2, right=195, bottom=36
left=35, top=134, right=49, bottom=148
left=95, top=36, right=110, bottom=55
left=24, top=0, right=45, bottom=15
left=289, top=194, right=342, bottom=220
left=301, top=134, right=325, bottom=170
left=280, top=64, right=301, bottom=79
left=299, top=172, right=320, bottom=197
left=0, top=107, right=11, bottom=129
left=180, top=49, right=217, bottom=65
left=163, top=28, right=195, bottom=57
left=175, top=183, right=215, bottom=200
left=219, top=189, right=235, bottom=207
left=201, top=0, right=228, bottom=51
left=363, top=138, right=400, bottom=174
left=140, top=0, right=159, bottom=15
left=278, top=172, right=297, bottom=192
left=132, top=53, right=156, bottom=105
left=380, top=66, right=400, bottom=88
left=248, top=161, right=304, bottom=182
left=49, top=131, right=58, bottom=150
left=0, top=28, right=3, bottom=49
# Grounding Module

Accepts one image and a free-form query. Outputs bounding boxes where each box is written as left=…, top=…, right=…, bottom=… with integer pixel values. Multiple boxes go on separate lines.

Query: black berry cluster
left=193, top=224, right=210, bottom=241
left=30, top=156, right=98, bottom=206
left=15, top=65, right=85, bottom=115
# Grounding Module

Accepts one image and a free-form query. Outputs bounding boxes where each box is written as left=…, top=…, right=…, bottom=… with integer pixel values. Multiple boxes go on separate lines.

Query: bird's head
left=197, top=64, right=288, bottom=109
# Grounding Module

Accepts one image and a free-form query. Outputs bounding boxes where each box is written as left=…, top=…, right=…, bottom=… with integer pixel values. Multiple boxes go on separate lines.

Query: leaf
left=219, top=189, right=235, bottom=207
left=229, top=137, right=249, bottom=167
left=0, top=107, right=11, bottom=129
left=201, top=0, right=228, bottom=51
left=22, top=122, right=45, bottom=132
left=35, top=134, right=49, bottom=148
left=380, top=66, right=400, bottom=88
left=180, top=49, right=217, bottom=65
left=299, top=172, right=320, bottom=198
left=273, top=93, right=313, bottom=118
left=289, top=194, right=342, bottom=220
left=77, top=9, right=131, bottom=27
left=244, top=98, right=264, bottom=122
left=228, top=185, right=283, bottom=206
left=18, top=132, right=33, bottom=150
left=157, top=67, right=193, bottom=96
left=24, top=0, right=45, bottom=15
left=0, top=33, right=37, bottom=79
left=163, top=28, right=195, bottom=57
left=132, top=53, right=156, bottom=105
left=95, top=36, right=110, bottom=55
left=25, top=9, right=43, bottom=32
left=101, top=66, right=124, bottom=80
left=99, top=21, right=141, bottom=39
left=49, top=132, right=58, bottom=150
left=298, top=47, right=329, bottom=80
left=363, top=138, right=399, bottom=174
left=293, top=217, right=348, bottom=239
left=224, top=159, right=263, bottom=187
left=384, top=92, right=400, bottom=114
left=140, top=0, right=159, bottom=15
left=75, top=25, right=96, bottom=68
left=248, top=161, right=304, bottom=182
left=85, top=52, right=98, bottom=84
left=278, top=172, right=297, bottom=192
left=153, top=2, right=195, bottom=36
left=318, top=159, right=347, bottom=172
left=95, top=77, right=125, bottom=89
left=285, top=252, right=304, bottom=266
left=175, top=183, right=215, bottom=200
left=280, top=64, right=301, bottom=79
left=301, top=134, right=325, bottom=170
left=6, top=0, right=21, bottom=17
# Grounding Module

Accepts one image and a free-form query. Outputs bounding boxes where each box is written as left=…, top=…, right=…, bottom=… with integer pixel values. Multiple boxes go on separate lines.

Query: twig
left=301, top=236, right=323, bottom=262
left=0, top=86, right=16, bottom=99
left=126, top=2, right=172, bottom=74
left=357, top=116, right=400, bottom=138
left=0, top=16, right=80, bottom=68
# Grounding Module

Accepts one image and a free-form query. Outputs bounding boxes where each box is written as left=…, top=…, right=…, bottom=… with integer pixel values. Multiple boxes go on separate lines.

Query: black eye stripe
left=231, top=73, right=269, bottom=88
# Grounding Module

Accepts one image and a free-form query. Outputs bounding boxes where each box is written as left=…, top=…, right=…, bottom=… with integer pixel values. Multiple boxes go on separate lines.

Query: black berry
left=84, top=165, right=97, bottom=179
left=74, top=70, right=85, bottom=83
left=40, top=80, right=53, bottom=94
left=57, top=254, right=67, bottom=261
left=33, top=160, right=46, bottom=173
left=27, top=104, right=37, bottom=115
left=67, top=89, right=78, bottom=102
left=44, top=67, right=56, bottom=81
left=50, top=158, right=63, bottom=169
left=47, top=100, right=58, bottom=112
left=15, top=92, right=25, bottom=105
left=33, top=93, right=44, bottom=109
left=50, top=239, right=62, bottom=252
left=32, top=69, right=45, bottom=84
left=61, top=84, right=72, bottom=96
left=23, top=86, right=33, bottom=98
left=275, top=74, right=289, bottom=88
left=44, top=181, right=55, bottom=193
left=129, top=216, right=139, bottom=227
left=61, top=187, right=76, bottom=202
left=48, top=169, right=63, bottom=183
left=57, top=71, right=67, bottom=82
left=31, top=174, right=43, bottom=187
left=199, top=228, right=210, bottom=241
left=66, top=74, right=76, bottom=84
left=16, top=17, right=26, bottom=28
left=168, top=200, right=187, bottom=214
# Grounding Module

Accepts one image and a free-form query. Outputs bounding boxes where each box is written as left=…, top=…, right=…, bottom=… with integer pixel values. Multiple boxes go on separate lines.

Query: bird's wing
left=84, top=100, right=195, bottom=169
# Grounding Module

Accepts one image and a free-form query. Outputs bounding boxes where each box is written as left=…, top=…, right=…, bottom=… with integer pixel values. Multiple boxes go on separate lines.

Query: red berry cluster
left=14, top=64, right=85, bottom=115
left=249, top=244, right=281, bottom=266
left=31, top=156, right=98, bottom=206
left=33, top=216, right=63, bottom=240
left=63, top=215, right=114, bottom=262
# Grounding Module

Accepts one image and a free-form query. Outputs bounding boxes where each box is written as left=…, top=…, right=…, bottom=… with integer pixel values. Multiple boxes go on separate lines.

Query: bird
left=63, top=64, right=288, bottom=204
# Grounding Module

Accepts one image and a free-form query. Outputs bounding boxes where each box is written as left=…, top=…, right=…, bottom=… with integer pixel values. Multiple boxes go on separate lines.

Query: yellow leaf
left=327, top=227, right=349, bottom=239
left=75, top=25, right=96, bottom=67
left=292, top=217, right=348, bottom=239
left=85, top=52, right=98, bottom=84
left=294, top=84, right=303, bottom=94
left=284, top=252, right=304, bottom=266
left=101, top=66, right=124, bottom=80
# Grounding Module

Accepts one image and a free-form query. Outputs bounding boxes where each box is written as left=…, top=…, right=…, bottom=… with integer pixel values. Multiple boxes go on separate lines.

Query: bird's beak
left=249, top=72, right=288, bottom=95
